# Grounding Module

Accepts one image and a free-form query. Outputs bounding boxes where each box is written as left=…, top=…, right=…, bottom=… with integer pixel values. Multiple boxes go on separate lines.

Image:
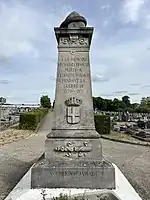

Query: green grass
left=116, top=122, right=135, bottom=126
left=102, top=131, right=149, bottom=145
left=110, top=131, right=136, bottom=141
left=52, top=194, right=84, bottom=200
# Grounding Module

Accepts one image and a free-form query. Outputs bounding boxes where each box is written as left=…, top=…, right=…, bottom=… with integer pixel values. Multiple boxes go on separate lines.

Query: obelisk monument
left=31, top=11, right=115, bottom=189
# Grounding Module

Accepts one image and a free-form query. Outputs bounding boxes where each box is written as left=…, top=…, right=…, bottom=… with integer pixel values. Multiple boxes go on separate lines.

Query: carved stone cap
left=60, top=11, right=87, bottom=28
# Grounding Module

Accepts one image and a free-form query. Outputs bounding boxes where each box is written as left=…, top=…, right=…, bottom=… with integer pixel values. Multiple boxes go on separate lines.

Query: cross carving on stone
left=67, top=106, right=80, bottom=124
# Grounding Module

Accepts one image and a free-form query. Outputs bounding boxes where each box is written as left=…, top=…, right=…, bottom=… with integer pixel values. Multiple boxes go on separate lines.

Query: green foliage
left=19, top=108, right=48, bottom=130
left=40, top=95, right=51, bottom=108
left=53, top=194, right=69, bottom=200
left=93, top=96, right=150, bottom=113
left=94, top=115, right=111, bottom=134
left=135, top=106, right=150, bottom=113
left=52, top=194, right=84, bottom=200
left=122, top=95, right=130, bottom=105
left=93, top=96, right=127, bottom=112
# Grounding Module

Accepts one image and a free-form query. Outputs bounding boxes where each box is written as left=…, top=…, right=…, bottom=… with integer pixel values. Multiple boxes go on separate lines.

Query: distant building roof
left=2, top=104, right=40, bottom=108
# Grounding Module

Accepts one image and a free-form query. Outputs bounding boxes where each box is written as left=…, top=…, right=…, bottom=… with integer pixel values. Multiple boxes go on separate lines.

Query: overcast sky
left=0, top=0, right=150, bottom=104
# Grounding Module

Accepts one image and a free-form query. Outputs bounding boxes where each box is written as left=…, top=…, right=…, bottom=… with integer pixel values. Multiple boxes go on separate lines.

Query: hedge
left=19, top=108, right=48, bottom=130
left=94, top=115, right=111, bottom=134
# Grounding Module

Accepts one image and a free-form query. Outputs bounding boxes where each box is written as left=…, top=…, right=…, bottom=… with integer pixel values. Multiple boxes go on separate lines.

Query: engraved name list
left=58, top=55, right=90, bottom=93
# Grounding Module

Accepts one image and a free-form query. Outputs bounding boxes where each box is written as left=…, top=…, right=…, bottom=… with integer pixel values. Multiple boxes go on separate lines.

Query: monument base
left=4, top=162, right=142, bottom=200
left=31, top=158, right=115, bottom=189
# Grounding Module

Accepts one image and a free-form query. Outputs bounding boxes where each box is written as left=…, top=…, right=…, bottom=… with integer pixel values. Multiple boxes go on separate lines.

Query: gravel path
left=102, top=139, right=150, bottom=200
left=0, top=111, right=149, bottom=200
left=0, top=110, right=53, bottom=200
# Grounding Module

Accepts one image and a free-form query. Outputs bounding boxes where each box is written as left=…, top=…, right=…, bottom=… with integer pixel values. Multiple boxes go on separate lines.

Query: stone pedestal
left=31, top=11, right=115, bottom=189
left=31, top=160, right=115, bottom=189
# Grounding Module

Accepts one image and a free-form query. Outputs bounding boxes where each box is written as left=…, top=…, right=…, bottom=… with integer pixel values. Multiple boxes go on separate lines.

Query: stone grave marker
left=137, top=120, right=145, bottom=129
left=31, top=11, right=115, bottom=189
left=146, top=120, right=150, bottom=129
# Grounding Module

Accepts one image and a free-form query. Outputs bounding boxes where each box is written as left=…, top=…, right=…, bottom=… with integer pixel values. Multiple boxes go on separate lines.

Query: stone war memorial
left=5, top=12, right=142, bottom=200
left=31, top=11, right=115, bottom=190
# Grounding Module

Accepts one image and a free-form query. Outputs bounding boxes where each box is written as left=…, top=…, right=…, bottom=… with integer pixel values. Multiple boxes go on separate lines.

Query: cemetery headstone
left=122, top=111, right=129, bottom=122
left=136, top=131, right=147, bottom=138
left=31, top=11, right=115, bottom=189
left=146, top=120, right=150, bottom=129
left=137, top=120, right=145, bottom=129
left=121, top=112, right=127, bottom=121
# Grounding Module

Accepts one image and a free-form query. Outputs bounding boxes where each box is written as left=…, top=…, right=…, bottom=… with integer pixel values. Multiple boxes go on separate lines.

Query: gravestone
left=31, top=11, right=115, bottom=189
left=137, top=120, right=145, bottom=129
left=146, top=120, right=150, bottom=129
left=121, top=111, right=129, bottom=122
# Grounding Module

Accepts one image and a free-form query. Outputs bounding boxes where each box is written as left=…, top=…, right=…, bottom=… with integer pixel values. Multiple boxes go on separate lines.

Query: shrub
left=94, top=115, right=111, bottom=134
left=52, top=194, right=84, bottom=200
left=19, top=108, right=48, bottom=130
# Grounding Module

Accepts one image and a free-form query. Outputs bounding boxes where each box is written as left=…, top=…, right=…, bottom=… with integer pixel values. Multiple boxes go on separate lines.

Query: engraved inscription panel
left=49, top=170, right=97, bottom=176
left=57, top=54, right=90, bottom=94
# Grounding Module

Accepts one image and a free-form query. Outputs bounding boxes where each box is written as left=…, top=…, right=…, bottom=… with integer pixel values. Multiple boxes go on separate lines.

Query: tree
left=92, top=95, right=150, bottom=113
left=138, top=97, right=150, bottom=113
left=112, top=98, right=121, bottom=111
left=122, top=95, right=130, bottom=105
left=140, top=97, right=146, bottom=106
left=40, top=95, right=51, bottom=108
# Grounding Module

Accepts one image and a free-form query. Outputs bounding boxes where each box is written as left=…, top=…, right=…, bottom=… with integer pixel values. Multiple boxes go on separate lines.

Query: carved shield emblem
left=65, top=97, right=82, bottom=124
left=66, top=106, right=80, bottom=124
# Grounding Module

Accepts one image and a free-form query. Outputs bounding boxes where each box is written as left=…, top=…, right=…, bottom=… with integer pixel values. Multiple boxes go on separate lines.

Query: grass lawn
left=102, top=131, right=150, bottom=145
left=116, top=122, right=135, bottom=126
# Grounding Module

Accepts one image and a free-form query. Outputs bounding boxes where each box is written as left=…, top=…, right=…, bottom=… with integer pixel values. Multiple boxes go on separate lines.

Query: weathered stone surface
left=45, top=138, right=102, bottom=160
left=60, top=11, right=87, bottom=28
left=31, top=160, right=115, bottom=189
left=46, top=12, right=102, bottom=164
left=31, top=11, right=115, bottom=189
left=52, top=31, right=95, bottom=131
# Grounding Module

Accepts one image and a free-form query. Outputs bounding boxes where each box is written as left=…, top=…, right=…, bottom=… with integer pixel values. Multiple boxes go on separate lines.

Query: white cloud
left=91, top=28, right=150, bottom=103
left=128, top=92, right=139, bottom=96
left=0, top=1, right=72, bottom=103
left=122, top=0, right=145, bottom=23
left=0, top=0, right=150, bottom=104
left=92, top=74, right=110, bottom=83
left=102, top=20, right=109, bottom=27
left=145, top=14, right=150, bottom=29
left=0, top=2, right=72, bottom=60
left=100, top=4, right=110, bottom=10
left=0, top=3, right=39, bottom=59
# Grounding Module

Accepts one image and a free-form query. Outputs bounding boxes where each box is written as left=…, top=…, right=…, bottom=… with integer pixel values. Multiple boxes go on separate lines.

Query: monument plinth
left=31, top=11, right=115, bottom=189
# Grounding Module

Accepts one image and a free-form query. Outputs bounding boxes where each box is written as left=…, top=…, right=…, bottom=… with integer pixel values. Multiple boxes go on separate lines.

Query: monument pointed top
left=60, top=11, right=87, bottom=28
left=66, top=11, right=81, bottom=19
